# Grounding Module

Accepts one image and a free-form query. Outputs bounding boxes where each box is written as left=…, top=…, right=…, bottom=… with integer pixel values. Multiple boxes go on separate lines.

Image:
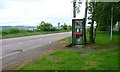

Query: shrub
left=98, top=26, right=107, bottom=31
left=2, top=28, right=20, bottom=34
left=34, top=29, right=40, bottom=32
left=50, top=27, right=57, bottom=31
left=27, top=30, right=34, bottom=33
left=37, top=22, right=53, bottom=31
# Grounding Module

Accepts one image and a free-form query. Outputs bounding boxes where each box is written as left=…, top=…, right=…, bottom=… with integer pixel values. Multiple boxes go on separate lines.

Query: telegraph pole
left=110, top=3, right=113, bottom=40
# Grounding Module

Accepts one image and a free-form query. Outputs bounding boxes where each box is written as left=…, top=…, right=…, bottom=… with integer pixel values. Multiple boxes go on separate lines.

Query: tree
left=61, top=23, right=68, bottom=30
left=88, top=1, right=95, bottom=44
left=58, top=22, right=60, bottom=29
left=83, top=0, right=88, bottom=44
left=88, top=1, right=120, bottom=42
left=68, top=25, right=72, bottom=30
left=92, top=2, right=120, bottom=32
left=37, top=21, right=53, bottom=31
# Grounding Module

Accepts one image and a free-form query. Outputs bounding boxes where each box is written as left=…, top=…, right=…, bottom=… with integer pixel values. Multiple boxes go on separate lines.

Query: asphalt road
left=0, top=32, right=71, bottom=70
left=1, top=32, right=71, bottom=57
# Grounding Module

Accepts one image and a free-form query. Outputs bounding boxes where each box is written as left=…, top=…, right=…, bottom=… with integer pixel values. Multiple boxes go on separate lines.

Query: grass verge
left=17, top=49, right=118, bottom=70
left=16, top=31, right=119, bottom=70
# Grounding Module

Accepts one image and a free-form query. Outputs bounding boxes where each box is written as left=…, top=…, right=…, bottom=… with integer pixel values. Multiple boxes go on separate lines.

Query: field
left=17, top=31, right=119, bottom=70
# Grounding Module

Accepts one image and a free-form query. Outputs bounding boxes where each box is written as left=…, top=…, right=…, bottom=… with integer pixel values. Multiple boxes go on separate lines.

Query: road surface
left=0, top=32, right=71, bottom=70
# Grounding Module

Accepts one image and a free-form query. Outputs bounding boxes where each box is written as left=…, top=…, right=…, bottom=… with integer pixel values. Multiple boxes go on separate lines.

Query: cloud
left=0, top=0, right=85, bottom=26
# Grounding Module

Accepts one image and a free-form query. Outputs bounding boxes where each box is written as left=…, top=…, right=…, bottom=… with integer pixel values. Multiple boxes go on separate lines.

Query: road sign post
left=72, top=19, right=84, bottom=45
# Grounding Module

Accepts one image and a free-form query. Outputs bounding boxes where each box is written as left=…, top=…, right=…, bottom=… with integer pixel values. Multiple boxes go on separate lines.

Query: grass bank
left=0, top=28, right=71, bottom=39
left=17, top=31, right=119, bottom=70
left=17, top=49, right=118, bottom=70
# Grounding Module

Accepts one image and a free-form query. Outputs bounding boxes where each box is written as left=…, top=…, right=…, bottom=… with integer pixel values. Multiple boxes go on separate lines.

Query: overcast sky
left=0, top=0, right=85, bottom=26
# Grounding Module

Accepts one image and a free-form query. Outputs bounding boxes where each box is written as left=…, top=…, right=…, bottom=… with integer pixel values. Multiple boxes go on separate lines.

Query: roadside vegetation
left=17, top=31, right=119, bottom=70
left=17, top=49, right=118, bottom=70
left=1, top=28, right=70, bottom=39
left=1, top=22, right=72, bottom=39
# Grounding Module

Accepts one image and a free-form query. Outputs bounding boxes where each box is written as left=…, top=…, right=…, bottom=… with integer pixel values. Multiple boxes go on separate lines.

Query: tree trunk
left=118, top=21, right=120, bottom=33
left=89, top=2, right=95, bottom=44
left=83, top=0, right=88, bottom=45
left=89, top=19, right=95, bottom=44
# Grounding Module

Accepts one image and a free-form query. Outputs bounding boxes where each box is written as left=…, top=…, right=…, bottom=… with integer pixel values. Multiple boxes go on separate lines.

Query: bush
left=0, top=30, right=2, bottom=34
left=37, top=22, right=53, bottom=31
left=98, top=26, right=107, bottom=31
left=2, top=28, right=20, bottom=34
left=27, top=30, right=34, bottom=33
left=34, top=29, right=40, bottom=32
left=50, top=27, right=58, bottom=31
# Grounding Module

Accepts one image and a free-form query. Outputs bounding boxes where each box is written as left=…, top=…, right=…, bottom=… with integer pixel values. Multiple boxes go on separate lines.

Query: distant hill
left=0, top=26, right=13, bottom=30
left=0, top=26, right=37, bottom=30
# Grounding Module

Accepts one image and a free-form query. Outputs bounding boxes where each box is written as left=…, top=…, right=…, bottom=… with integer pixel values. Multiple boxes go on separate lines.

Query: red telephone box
left=72, top=19, right=84, bottom=45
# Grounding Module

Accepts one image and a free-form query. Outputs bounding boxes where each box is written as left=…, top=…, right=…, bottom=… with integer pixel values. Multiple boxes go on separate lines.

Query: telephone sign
left=72, top=19, right=84, bottom=45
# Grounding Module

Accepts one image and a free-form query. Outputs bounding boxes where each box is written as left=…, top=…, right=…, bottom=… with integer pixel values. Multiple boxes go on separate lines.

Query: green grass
left=60, top=31, right=119, bottom=48
left=59, top=36, right=72, bottom=45
left=87, top=31, right=119, bottom=49
left=1, top=30, right=71, bottom=39
left=17, top=49, right=118, bottom=70
left=17, top=31, right=119, bottom=70
left=95, top=31, right=119, bottom=46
